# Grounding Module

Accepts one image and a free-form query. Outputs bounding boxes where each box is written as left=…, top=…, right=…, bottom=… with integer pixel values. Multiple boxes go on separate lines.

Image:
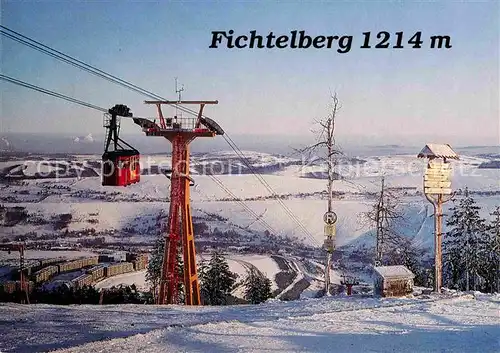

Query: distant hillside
left=478, top=160, right=500, bottom=169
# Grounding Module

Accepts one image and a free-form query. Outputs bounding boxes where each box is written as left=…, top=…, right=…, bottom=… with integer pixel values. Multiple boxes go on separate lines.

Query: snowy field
left=94, top=270, right=149, bottom=291
left=0, top=250, right=99, bottom=269
left=2, top=191, right=498, bottom=249
left=1, top=151, right=499, bottom=294
left=92, top=254, right=287, bottom=298
left=227, top=254, right=282, bottom=289
left=0, top=293, right=498, bottom=352
left=0, top=250, right=97, bottom=262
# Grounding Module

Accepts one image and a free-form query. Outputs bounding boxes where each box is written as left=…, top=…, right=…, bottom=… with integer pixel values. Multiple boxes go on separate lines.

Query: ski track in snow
left=275, top=261, right=305, bottom=300
left=0, top=293, right=498, bottom=353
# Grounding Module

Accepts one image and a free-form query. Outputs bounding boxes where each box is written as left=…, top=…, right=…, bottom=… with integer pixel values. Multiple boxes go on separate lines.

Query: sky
left=1, top=0, right=499, bottom=147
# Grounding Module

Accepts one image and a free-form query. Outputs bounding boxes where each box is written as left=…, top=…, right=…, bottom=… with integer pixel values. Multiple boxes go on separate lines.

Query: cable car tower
left=133, top=87, right=224, bottom=305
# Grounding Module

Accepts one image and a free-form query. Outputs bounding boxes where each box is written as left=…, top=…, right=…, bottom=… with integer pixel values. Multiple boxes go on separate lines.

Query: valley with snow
left=0, top=146, right=499, bottom=352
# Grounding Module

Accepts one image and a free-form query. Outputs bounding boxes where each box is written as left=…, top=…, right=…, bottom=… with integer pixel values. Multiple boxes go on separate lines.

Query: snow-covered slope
left=0, top=293, right=497, bottom=352
left=94, top=270, right=149, bottom=291
left=91, top=254, right=284, bottom=298
left=1, top=151, right=499, bottom=286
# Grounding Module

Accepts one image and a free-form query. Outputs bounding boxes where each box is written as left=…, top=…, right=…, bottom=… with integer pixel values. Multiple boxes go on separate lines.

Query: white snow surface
left=229, top=255, right=281, bottom=285
left=373, top=265, right=415, bottom=278
left=94, top=270, right=149, bottom=291
left=1, top=153, right=499, bottom=250
left=92, top=254, right=281, bottom=295
left=0, top=293, right=498, bottom=352
left=0, top=250, right=97, bottom=262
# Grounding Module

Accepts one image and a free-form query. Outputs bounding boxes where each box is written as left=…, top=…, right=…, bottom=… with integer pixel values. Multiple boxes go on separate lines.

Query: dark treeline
left=0, top=284, right=152, bottom=305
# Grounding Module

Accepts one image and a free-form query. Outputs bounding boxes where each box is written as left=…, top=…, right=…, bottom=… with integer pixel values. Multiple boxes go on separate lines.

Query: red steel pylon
left=134, top=100, right=223, bottom=305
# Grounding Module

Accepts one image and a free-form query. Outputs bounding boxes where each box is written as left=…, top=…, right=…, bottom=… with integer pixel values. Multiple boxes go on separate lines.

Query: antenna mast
left=175, top=78, right=184, bottom=119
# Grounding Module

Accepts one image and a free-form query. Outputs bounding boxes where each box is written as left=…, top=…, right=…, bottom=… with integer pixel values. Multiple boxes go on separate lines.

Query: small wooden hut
left=373, top=265, right=414, bottom=297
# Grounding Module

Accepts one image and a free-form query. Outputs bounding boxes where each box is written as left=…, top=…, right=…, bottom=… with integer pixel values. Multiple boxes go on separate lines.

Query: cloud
left=73, top=133, right=94, bottom=143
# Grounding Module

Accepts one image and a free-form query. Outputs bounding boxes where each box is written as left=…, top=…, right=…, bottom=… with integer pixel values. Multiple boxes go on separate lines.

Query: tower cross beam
left=144, top=100, right=218, bottom=105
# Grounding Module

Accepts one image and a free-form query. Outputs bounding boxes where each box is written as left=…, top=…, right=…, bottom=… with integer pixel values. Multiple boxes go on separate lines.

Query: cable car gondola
left=102, top=104, right=140, bottom=187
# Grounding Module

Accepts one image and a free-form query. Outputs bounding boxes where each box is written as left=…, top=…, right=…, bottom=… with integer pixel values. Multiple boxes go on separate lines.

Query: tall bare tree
left=363, top=177, right=405, bottom=265
left=295, top=93, right=343, bottom=295
left=298, top=93, right=343, bottom=205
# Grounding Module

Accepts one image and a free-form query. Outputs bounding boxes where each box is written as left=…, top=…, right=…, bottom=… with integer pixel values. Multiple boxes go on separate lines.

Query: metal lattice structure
left=134, top=100, right=223, bottom=305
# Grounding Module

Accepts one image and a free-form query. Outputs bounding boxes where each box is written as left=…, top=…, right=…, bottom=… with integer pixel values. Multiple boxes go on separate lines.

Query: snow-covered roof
left=417, top=144, right=459, bottom=160
left=373, top=265, right=414, bottom=279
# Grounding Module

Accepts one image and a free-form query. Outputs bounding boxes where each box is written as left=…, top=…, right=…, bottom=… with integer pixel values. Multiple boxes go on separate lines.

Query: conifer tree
left=244, top=268, right=272, bottom=304
left=444, top=188, right=488, bottom=291
left=146, top=235, right=185, bottom=303
left=482, top=206, right=500, bottom=293
left=199, top=251, right=237, bottom=305
left=176, top=248, right=184, bottom=303
left=146, top=235, right=164, bottom=300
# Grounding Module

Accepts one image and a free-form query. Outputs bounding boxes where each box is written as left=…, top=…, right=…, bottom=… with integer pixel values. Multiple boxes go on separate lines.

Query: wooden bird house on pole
left=418, top=143, right=459, bottom=293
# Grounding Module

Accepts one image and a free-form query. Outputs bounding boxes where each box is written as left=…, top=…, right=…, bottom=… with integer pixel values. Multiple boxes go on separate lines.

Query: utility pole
left=434, top=193, right=445, bottom=291
left=425, top=169, right=451, bottom=293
